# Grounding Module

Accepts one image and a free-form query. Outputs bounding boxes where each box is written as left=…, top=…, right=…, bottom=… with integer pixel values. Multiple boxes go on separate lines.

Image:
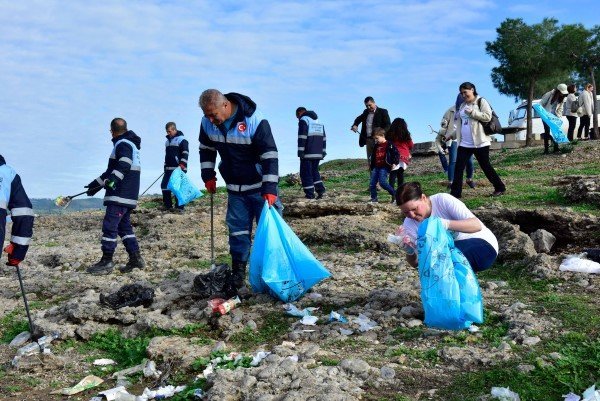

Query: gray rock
left=529, top=229, right=556, bottom=253
left=518, top=364, right=535, bottom=373
left=380, top=366, right=396, bottom=380
left=522, top=336, right=541, bottom=346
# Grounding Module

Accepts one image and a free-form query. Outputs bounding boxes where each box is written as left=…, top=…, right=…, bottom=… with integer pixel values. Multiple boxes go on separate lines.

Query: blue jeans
left=438, top=151, right=448, bottom=172
left=455, top=238, right=497, bottom=272
left=369, top=167, right=395, bottom=201
left=101, top=204, right=139, bottom=254
left=299, top=159, right=325, bottom=199
left=448, top=141, right=474, bottom=183
left=226, top=191, right=283, bottom=263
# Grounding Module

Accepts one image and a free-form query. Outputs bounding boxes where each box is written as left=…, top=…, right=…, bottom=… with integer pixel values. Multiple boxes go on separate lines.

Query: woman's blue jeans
left=448, top=141, right=474, bottom=183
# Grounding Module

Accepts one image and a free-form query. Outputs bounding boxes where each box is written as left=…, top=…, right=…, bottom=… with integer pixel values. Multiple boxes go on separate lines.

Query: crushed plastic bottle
left=16, top=342, right=42, bottom=357
left=193, top=388, right=205, bottom=399
left=217, top=296, right=241, bottom=315
left=36, top=332, right=59, bottom=350
left=9, top=331, right=31, bottom=348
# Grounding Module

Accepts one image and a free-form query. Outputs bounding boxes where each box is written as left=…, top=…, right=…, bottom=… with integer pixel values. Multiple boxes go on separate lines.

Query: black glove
left=85, top=183, right=103, bottom=196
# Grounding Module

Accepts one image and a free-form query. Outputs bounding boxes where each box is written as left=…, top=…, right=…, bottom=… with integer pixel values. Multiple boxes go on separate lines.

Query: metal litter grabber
left=14, top=264, right=42, bottom=349
left=54, top=184, right=104, bottom=209
left=210, top=192, right=215, bottom=269
left=139, top=172, right=165, bottom=197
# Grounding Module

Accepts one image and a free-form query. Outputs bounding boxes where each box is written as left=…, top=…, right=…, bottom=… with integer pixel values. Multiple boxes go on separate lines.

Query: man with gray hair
left=198, top=89, right=280, bottom=290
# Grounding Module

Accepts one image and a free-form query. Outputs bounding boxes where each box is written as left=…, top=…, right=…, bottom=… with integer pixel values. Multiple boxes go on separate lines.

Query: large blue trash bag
left=416, top=217, right=483, bottom=330
left=532, top=103, right=569, bottom=144
left=249, top=202, right=331, bottom=302
left=167, top=167, right=203, bottom=206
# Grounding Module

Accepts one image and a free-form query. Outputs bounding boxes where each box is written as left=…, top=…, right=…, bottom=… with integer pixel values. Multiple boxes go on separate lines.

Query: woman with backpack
left=564, top=84, right=579, bottom=142
left=450, top=82, right=506, bottom=199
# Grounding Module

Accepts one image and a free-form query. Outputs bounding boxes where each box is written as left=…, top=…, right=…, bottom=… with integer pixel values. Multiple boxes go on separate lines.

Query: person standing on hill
left=351, top=96, right=391, bottom=169
left=0, top=155, right=34, bottom=268
left=160, top=121, right=189, bottom=212
left=564, top=84, right=579, bottom=142
left=198, top=89, right=281, bottom=290
left=368, top=128, right=399, bottom=203
left=540, top=83, right=568, bottom=153
left=578, top=83, right=595, bottom=140
left=86, top=118, right=145, bottom=275
left=386, top=118, right=413, bottom=193
left=296, top=107, right=326, bottom=200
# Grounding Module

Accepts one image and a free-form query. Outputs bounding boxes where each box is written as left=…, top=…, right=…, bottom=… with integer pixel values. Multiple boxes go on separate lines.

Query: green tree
left=572, top=25, right=600, bottom=139
left=486, top=18, right=587, bottom=146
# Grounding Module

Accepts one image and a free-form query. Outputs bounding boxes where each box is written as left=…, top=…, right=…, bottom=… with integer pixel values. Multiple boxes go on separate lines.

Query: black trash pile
left=193, top=264, right=237, bottom=299
left=584, top=248, right=600, bottom=263
left=100, top=284, right=155, bottom=309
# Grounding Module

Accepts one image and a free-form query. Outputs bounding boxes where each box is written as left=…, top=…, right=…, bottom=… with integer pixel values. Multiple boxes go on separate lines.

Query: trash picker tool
left=15, top=264, right=42, bottom=347
left=54, top=185, right=103, bottom=209
left=210, top=192, right=215, bottom=269
left=140, top=172, right=165, bottom=197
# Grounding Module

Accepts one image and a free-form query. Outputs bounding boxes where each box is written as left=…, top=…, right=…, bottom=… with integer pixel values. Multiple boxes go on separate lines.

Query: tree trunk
left=590, top=66, right=599, bottom=140
left=525, top=79, right=536, bottom=147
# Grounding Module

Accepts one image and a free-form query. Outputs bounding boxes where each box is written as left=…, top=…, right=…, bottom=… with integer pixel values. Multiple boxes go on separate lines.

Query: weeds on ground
left=228, top=312, right=293, bottom=351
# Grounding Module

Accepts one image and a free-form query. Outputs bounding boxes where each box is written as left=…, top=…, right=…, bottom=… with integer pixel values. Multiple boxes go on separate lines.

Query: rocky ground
left=1, top=142, right=599, bottom=400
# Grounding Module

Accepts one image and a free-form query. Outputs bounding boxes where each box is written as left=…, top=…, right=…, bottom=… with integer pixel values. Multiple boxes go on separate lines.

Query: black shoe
left=490, top=190, right=505, bottom=197
left=466, top=180, right=476, bottom=189
left=87, top=253, right=115, bottom=275
left=316, top=191, right=326, bottom=200
left=543, top=149, right=549, bottom=155
left=120, top=251, right=145, bottom=273
left=231, top=260, right=247, bottom=289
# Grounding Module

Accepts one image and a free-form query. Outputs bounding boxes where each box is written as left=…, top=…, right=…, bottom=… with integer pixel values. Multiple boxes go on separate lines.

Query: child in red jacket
left=387, top=118, right=414, bottom=194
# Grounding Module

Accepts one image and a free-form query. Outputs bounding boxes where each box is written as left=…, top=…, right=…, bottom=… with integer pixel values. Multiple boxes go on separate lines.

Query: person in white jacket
left=540, top=83, right=567, bottom=153
left=577, top=83, right=594, bottom=140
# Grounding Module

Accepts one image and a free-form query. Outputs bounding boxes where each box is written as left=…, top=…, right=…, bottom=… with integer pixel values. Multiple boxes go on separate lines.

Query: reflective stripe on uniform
left=119, top=157, right=133, bottom=165
left=130, top=165, right=141, bottom=171
left=182, top=151, right=189, bottom=155
left=112, top=170, right=124, bottom=180
left=298, top=135, right=307, bottom=139
left=96, top=177, right=104, bottom=186
left=165, top=167, right=177, bottom=171
left=304, top=153, right=323, bottom=158
left=226, top=182, right=262, bottom=192
left=199, top=144, right=216, bottom=151
left=231, top=230, right=250, bottom=236
left=262, top=174, right=279, bottom=183
left=102, top=237, right=118, bottom=242
left=11, top=235, right=31, bottom=245
left=122, top=234, right=136, bottom=240
left=104, top=196, right=137, bottom=206
left=10, top=207, right=34, bottom=216
left=303, top=185, right=314, bottom=189
left=201, top=162, right=215, bottom=169
left=180, top=158, right=188, bottom=163
left=260, top=151, right=278, bottom=160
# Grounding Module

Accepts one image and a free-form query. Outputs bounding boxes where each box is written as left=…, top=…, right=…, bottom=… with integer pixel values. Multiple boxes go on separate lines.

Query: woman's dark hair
left=387, top=118, right=412, bottom=142
left=550, top=89, right=566, bottom=104
left=567, top=84, right=576, bottom=94
left=396, top=181, right=424, bottom=205
left=459, top=82, right=478, bottom=96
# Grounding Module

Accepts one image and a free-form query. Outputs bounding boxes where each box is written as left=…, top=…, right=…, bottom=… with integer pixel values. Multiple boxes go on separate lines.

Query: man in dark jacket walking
left=86, top=118, right=145, bottom=275
left=198, top=89, right=281, bottom=290
left=1, top=155, right=34, bottom=268
left=161, top=121, right=189, bottom=212
left=296, top=107, right=326, bottom=199
left=351, top=96, right=391, bottom=169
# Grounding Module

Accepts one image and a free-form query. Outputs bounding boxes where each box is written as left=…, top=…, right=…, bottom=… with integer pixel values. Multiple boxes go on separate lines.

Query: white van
left=504, top=95, right=600, bottom=140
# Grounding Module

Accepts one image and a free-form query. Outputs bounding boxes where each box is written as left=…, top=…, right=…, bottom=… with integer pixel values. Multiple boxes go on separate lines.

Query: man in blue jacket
left=161, top=121, right=189, bottom=212
left=198, top=89, right=280, bottom=290
left=1, top=155, right=34, bottom=268
left=86, top=118, right=145, bottom=275
left=296, top=107, right=326, bottom=199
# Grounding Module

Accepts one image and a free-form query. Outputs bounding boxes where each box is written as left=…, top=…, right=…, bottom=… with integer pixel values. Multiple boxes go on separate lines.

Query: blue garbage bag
left=249, top=202, right=331, bottom=302
left=532, top=103, right=569, bottom=144
left=167, top=167, right=203, bottom=206
left=416, top=216, right=483, bottom=330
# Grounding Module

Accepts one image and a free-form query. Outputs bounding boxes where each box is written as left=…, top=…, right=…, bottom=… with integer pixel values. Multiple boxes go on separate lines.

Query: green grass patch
left=228, top=312, right=293, bottom=351
left=388, top=344, right=439, bottom=364
left=319, top=357, right=340, bottom=366
left=391, top=326, right=425, bottom=341
left=184, top=254, right=231, bottom=270
left=1, top=309, right=30, bottom=344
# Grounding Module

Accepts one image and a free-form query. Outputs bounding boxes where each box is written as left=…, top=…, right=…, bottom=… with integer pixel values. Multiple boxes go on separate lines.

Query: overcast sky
left=2, top=0, right=599, bottom=197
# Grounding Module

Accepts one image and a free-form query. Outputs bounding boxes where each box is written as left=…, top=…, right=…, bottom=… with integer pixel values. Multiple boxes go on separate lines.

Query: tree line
left=486, top=18, right=599, bottom=146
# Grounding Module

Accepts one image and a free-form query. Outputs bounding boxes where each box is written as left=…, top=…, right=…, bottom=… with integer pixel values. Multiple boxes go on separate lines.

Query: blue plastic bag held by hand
left=167, top=167, right=203, bottom=206
left=532, top=103, right=569, bottom=144
left=416, top=217, right=483, bottom=329
left=250, top=202, right=331, bottom=302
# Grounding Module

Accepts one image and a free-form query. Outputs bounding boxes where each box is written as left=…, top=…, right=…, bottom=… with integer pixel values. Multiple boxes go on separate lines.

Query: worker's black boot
left=120, top=251, right=145, bottom=273
left=87, top=253, right=115, bottom=275
left=231, top=260, right=247, bottom=289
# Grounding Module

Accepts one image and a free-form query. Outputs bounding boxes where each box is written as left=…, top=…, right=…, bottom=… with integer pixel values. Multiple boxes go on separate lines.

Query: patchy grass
left=228, top=312, right=293, bottom=351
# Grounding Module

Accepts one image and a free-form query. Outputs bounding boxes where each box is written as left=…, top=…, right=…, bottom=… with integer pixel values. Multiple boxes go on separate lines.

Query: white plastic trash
left=559, top=254, right=600, bottom=274
left=491, top=386, right=521, bottom=400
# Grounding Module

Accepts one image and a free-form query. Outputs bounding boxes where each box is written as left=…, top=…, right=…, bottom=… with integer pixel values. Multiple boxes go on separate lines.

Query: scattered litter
left=284, top=304, right=318, bottom=317
left=328, top=310, right=348, bottom=323
left=93, top=358, right=116, bottom=366
left=51, top=375, right=103, bottom=395
left=215, top=296, right=241, bottom=315
left=387, top=233, right=403, bottom=245
left=100, top=284, right=155, bottom=309
left=468, top=325, right=480, bottom=333
left=302, top=329, right=316, bottom=333
left=112, top=360, right=146, bottom=379
left=287, top=355, right=299, bottom=362
left=15, top=341, right=41, bottom=357
left=306, top=292, right=323, bottom=300
left=202, top=364, right=214, bottom=378
left=353, top=314, right=378, bottom=332
left=563, top=393, right=581, bottom=401
left=339, top=328, right=354, bottom=336
left=9, top=331, right=31, bottom=347
left=143, top=360, right=162, bottom=379
left=281, top=341, right=296, bottom=348
left=96, top=387, right=131, bottom=401
left=582, top=384, right=600, bottom=401
left=491, top=386, right=521, bottom=400
left=300, top=315, right=319, bottom=326
left=141, top=385, right=186, bottom=399
left=559, top=254, right=600, bottom=274
left=193, top=264, right=236, bottom=299
left=193, top=388, right=205, bottom=399
left=250, top=351, right=271, bottom=366
left=207, top=298, right=226, bottom=312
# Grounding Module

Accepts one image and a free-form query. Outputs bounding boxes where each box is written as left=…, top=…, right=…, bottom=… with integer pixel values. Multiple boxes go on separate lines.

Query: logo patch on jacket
left=237, top=122, right=247, bottom=133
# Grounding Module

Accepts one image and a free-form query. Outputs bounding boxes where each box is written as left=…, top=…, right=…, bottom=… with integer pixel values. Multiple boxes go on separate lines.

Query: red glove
left=205, top=178, right=217, bottom=194
left=263, top=194, right=277, bottom=207
left=4, top=243, right=22, bottom=267
left=179, top=163, right=187, bottom=171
